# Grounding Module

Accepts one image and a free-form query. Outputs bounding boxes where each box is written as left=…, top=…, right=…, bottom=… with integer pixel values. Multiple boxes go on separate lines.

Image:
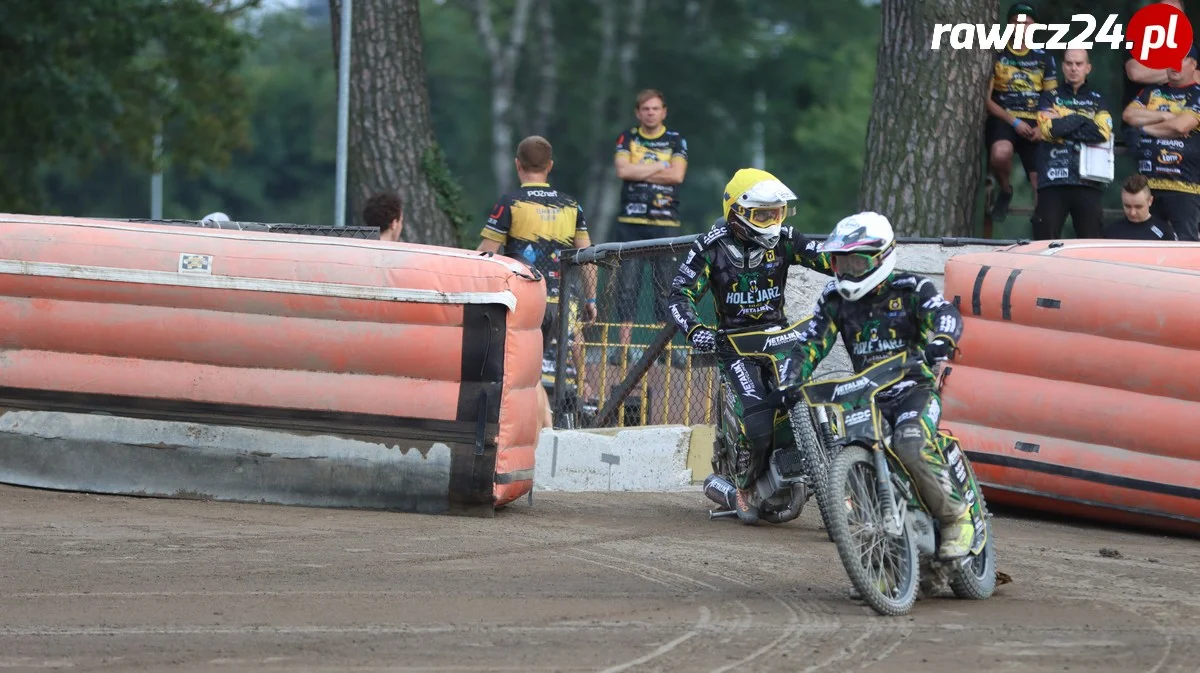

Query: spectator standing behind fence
left=1105, top=174, right=1178, bottom=240
left=608, top=89, right=688, bottom=366
left=1122, top=45, right=1200, bottom=241
left=476, top=136, right=598, bottom=428
left=985, top=3, right=1056, bottom=224
left=1032, top=49, right=1112, bottom=240
left=1121, top=0, right=1191, bottom=166
left=362, top=192, right=404, bottom=241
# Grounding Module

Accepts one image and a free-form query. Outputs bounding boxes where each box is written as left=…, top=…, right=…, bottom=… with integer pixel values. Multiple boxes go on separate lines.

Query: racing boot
left=894, top=426, right=974, bottom=560
left=735, top=487, right=759, bottom=525
left=938, top=508, right=975, bottom=560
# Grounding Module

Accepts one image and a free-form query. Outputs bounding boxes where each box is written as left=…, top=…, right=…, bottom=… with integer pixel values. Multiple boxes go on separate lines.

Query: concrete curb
left=533, top=425, right=710, bottom=491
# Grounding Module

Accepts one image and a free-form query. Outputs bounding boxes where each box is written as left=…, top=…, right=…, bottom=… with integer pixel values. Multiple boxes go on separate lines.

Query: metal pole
left=334, top=0, right=352, bottom=227
left=151, top=131, right=163, bottom=220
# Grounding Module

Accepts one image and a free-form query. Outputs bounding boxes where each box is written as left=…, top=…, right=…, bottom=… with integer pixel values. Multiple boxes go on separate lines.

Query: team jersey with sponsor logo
left=480, top=182, right=587, bottom=301
left=991, top=46, right=1058, bottom=120
left=1035, top=81, right=1113, bottom=190
left=614, top=125, right=688, bottom=227
left=1130, top=83, right=1200, bottom=195
left=666, top=219, right=833, bottom=336
left=794, top=273, right=963, bottom=394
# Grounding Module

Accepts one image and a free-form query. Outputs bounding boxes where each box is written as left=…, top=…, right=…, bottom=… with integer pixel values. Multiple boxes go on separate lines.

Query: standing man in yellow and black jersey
left=1123, top=45, right=1200, bottom=242
left=478, top=136, right=598, bottom=430
left=478, top=135, right=597, bottom=348
left=986, top=2, right=1057, bottom=223
left=609, top=88, right=689, bottom=366
left=1033, top=49, right=1113, bottom=240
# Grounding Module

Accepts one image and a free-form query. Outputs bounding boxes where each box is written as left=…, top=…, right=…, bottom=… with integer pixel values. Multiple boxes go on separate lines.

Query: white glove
left=689, top=327, right=717, bottom=353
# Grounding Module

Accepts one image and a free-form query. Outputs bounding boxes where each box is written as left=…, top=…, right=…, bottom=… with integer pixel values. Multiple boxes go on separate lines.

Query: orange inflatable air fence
left=939, top=240, right=1200, bottom=536
left=0, top=213, right=546, bottom=516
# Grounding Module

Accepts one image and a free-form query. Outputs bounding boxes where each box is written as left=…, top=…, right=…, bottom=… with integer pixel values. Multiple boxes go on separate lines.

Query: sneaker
left=938, top=510, right=976, bottom=560
left=991, top=188, right=1013, bottom=223
left=606, top=347, right=623, bottom=366
left=735, top=488, right=759, bottom=525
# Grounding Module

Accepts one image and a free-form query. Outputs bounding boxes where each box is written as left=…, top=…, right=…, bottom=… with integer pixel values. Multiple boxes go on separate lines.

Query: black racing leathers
left=667, top=220, right=833, bottom=490
left=791, top=273, right=969, bottom=524
left=794, top=273, right=962, bottom=387
left=666, top=219, right=833, bottom=338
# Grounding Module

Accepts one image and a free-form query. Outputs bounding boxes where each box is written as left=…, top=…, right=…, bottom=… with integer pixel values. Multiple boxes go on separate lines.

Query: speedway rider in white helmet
left=667, top=168, right=835, bottom=524
left=782, top=211, right=975, bottom=559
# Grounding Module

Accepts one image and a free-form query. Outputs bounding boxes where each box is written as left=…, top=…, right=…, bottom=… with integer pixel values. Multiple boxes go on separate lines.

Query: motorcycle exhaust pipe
left=703, top=473, right=738, bottom=511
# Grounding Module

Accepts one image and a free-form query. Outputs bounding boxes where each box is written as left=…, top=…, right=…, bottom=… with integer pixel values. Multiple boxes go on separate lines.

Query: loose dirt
left=1, top=486, right=1196, bottom=672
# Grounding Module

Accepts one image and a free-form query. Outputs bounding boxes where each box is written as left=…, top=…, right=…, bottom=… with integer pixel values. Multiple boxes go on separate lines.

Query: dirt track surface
left=1, top=486, right=1197, bottom=672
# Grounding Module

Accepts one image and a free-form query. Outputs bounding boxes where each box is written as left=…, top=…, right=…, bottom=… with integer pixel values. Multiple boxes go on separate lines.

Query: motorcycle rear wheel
left=827, top=446, right=920, bottom=617
left=949, top=517, right=997, bottom=600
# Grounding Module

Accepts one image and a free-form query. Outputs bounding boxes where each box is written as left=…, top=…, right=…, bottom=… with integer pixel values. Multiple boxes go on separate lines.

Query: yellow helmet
left=722, top=168, right=796, bottom=248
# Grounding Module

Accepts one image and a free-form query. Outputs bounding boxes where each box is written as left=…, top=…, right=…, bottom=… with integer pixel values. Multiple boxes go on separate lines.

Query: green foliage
left=779, top=4, right=881, bottom=234
left=421, top=143, right=474, bottom=246
left=32, top=0, right=883, bottom=239
left=0, top=0, right=258, bottom=213
left=419, top=0, right=881, bottom=240
left=40, top=6, right=336, bottom=223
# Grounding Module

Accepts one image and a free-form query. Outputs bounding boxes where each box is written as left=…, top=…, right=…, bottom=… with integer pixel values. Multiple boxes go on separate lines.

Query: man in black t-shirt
left=1105, top=174, right=1179, bottom=240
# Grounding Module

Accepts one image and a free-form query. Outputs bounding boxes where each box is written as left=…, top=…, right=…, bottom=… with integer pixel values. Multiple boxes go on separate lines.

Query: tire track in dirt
left=580, top=529, right=911, bottom=672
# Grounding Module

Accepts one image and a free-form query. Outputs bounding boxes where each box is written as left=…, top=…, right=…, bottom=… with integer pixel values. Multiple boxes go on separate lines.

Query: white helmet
left=722, top=168, right=797, bottom=249
left=819, top=211, right=897, bottom=302
left=200, top=212, right=230, bottom=226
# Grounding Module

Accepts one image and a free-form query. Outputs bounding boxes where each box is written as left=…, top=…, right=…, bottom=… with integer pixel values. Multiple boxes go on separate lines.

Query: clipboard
left=1079, top=137, right=1114, bottom=183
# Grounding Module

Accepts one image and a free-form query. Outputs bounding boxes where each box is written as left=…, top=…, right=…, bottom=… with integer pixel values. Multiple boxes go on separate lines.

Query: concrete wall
left=783, top=241, right=1004, bottom=382
left=535, top=242, right=1009, bottom=492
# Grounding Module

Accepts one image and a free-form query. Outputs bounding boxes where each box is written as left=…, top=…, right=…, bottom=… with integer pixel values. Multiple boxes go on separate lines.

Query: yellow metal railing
left=569, top=320, right=718, bottom=428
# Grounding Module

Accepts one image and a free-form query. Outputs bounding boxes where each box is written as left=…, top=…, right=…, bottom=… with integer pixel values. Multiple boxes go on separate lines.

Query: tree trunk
left=329, top=0, right=459, bottom=246
left=531, top=0, right=557, bottom=138
left=581, top=0, right=618, bottom=239
left=583, top=0, right=647, bottom=244
left=472, top=0, right=535, bottom=197
left=857, top=0, right=996, bottom=237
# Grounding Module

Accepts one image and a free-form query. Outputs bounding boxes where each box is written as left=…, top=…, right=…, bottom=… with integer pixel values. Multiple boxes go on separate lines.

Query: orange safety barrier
left=0, top=213, right=546, bottom=516
left=939, top=239, right=1200, bottom=536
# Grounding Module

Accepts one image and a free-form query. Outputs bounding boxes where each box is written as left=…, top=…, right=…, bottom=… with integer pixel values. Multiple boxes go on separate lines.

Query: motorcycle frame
left=799, top=352, right=990, bottom=557
left=710, top=319, right=816, bottom=503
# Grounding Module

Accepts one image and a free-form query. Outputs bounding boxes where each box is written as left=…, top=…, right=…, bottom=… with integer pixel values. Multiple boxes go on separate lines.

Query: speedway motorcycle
left=702, top=322, right=840, bottom=528
left=788, top=351, right=997, bottom=616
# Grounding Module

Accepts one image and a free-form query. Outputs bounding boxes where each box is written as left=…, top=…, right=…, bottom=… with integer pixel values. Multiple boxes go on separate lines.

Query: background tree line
left=5, top=0, right=1193, bottom=244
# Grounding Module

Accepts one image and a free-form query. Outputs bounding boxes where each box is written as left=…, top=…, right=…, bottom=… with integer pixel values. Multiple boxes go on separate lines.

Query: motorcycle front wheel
left=787, top=402, right=836, bottom=539
left=826, top=446, right=919, bottom=617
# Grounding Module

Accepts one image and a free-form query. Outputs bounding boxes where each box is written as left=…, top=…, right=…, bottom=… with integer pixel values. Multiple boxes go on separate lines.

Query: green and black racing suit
left=789, top=272, right=968, bottom=524
left=666, top=219, right=833, bottom=489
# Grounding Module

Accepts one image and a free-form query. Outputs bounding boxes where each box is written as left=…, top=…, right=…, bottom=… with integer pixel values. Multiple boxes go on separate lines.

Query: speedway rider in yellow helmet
left=667, top=168, right=834, bottom=524
left=781, top=211, right=975, bottom=559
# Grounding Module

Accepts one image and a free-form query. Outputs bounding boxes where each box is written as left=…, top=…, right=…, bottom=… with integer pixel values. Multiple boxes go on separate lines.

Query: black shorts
left=613, top=222, right=679, bottom=323
left=1150, top=190, right=1200, bottom=242
left=986, top=115, right=1039, bottom=178
left=540, top=297, right=581, bottom=352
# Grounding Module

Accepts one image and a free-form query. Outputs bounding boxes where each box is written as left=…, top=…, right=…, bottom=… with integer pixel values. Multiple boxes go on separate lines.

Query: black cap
left=1007, top=2, right=1037, bottom=21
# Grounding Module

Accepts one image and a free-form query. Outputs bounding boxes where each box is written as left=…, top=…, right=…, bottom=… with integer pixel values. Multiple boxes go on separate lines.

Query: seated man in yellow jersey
left=477, top=136, right=598, bottom=429
left=986, top=2, right=1057, bottom=223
